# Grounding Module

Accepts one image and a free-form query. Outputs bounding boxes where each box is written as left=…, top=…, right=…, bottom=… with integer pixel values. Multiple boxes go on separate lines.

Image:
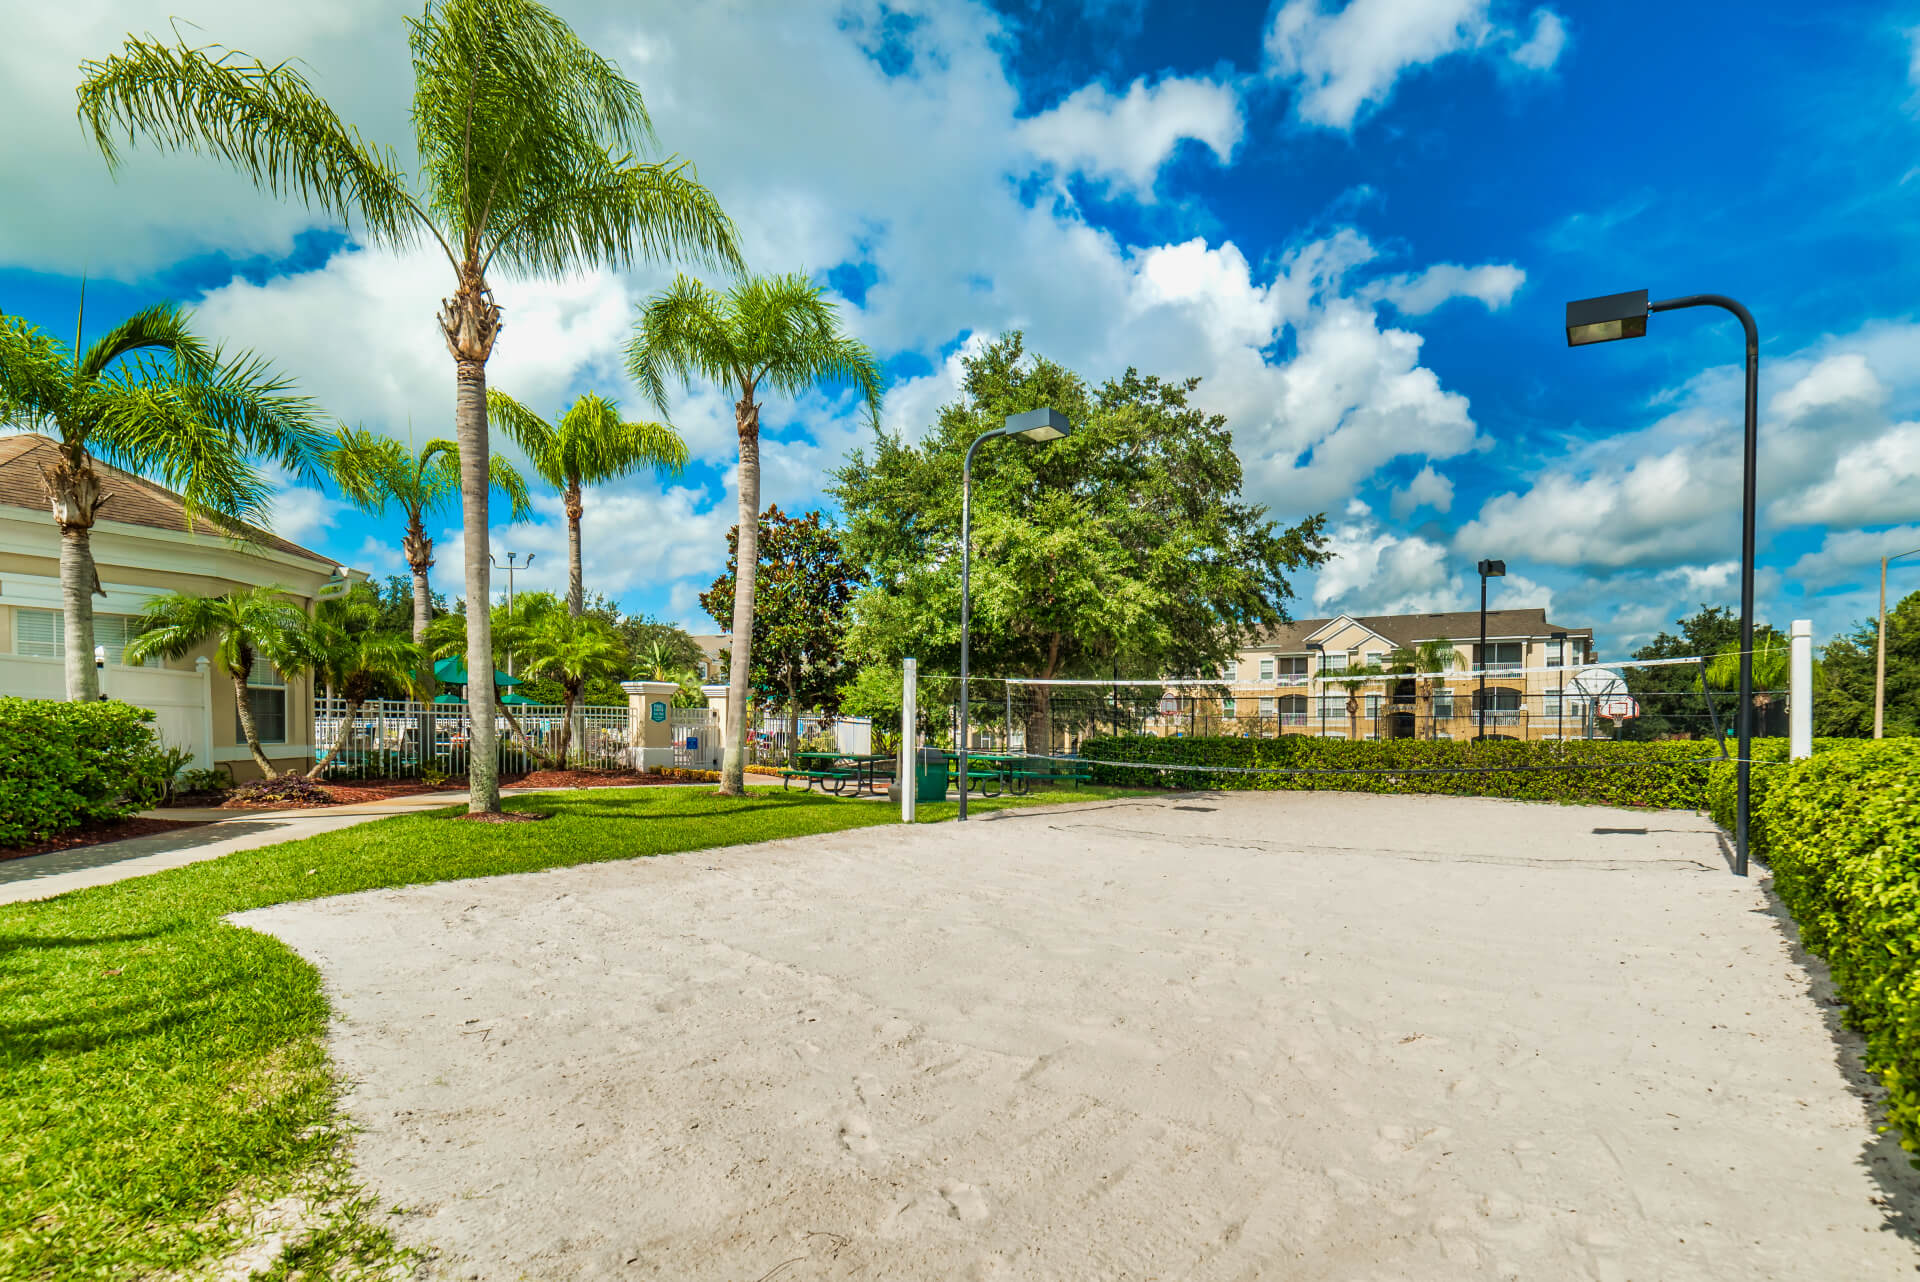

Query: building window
left=1259, top=695, right=1276, bottom=717
left=1546, top=638, right=1564, bottom=668
left=1365, top=694, right=1381, bottom=720
left=235, top=655, right=287, bottom=744
left=1259, top=658, right=1275, bottom=682
left=1224, top=660, right=1238, bottom=682
left=1317, top=694, right=1346, bottom=719
left=1365, top=650, right=1386, bottom=669
left=1432, top=690, right=1455, bottom=720
left=1545, top=686, right=1563, bottom=717
left=1222, top=696, right=1236, bottom=718
left=14, top=608, right=139, bottom=663
left=1321, top=651, right=1348, bottom=673
left=1277, top=655, right=1308, bottom=679
left=1481, top=641, right=1523, bottom=672
left=1278, top=694, right=1306, bottom=725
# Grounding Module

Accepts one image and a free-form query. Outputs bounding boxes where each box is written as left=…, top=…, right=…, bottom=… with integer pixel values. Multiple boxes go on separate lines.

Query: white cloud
left=1311, top=501, right=1467, bottom=613
left=1362, top=262, right=1525, bottom=315
left=1017, top=75, right=1243, bottom=196
left=1262, top=0, right=1562, bottom=130
left=1509, top=9, right=1567, bottom=71
left=1790, top=527, right=1920, bottom=592
left=1787, top=423, right=1920, bottom=526
left=1390, top=464, right=1454, bottom=518
left=1490, top=571, right=1553, bottom=614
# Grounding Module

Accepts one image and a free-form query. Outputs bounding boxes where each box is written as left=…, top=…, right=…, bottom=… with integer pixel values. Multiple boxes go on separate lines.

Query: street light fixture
left=957, top=408, right=1072, bottom=821
left=1476, top=558, right=1505, bottom=741
left=1876, top=548, right=1920, bottom=738
left=1565, top=286, right=1760, bottom=876
left=489, top=550, right=535, bottom=675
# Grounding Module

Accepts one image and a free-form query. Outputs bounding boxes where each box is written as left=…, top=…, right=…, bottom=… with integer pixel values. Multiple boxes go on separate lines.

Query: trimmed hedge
left=0, top=697, right=167, bottom=847
left=1708, top=738, right=1920, bottom=1154
left=1081, top=734, right=1723, bottom=809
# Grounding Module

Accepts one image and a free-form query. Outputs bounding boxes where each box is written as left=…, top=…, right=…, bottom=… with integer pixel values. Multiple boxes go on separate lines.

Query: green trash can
left=886, top=747, right=950, bottom=804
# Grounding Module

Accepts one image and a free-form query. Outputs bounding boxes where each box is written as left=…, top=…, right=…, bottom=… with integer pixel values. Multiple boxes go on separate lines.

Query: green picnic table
left=786, top=751, right=886, bottom=796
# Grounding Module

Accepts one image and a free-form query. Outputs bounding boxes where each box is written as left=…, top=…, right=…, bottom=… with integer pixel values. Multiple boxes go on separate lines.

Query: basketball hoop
left=1597, top=695, right=1640, bottom=722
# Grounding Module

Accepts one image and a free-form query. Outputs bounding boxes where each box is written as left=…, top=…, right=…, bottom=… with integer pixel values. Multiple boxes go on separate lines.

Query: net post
left=901, top=657, right=917, bottom=824
left=1789, top=620, right=1812, bottom=760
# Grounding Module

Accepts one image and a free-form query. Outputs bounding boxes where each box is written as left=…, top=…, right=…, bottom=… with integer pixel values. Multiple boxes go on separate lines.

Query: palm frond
left=78, top=300, right=217, bottom=382
left=77, top=34, right=421, bottom=253
left=485, top=389, right=562, bottom=487
left=485, top=156, right=741, bottom=277
left=486, top=452, right=535, bottom=521
left=173, top=345, right=332, bottom=481
left=88, top=377, right=276, bottom=533
left=745, top=273, right=885, bottom=425
left=0, top=315, right=73, bottom=430
left=626, top=274, right=740, bottom=415
left=327, top=425, right=411, bottom=516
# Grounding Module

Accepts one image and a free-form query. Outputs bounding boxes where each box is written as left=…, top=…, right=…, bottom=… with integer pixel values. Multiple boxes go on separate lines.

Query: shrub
left=0, top=697, right=166, bottom=847
left=1705, top=738, right=1920, bottom=1153
left=225, top=776, right=335, bottom=808
left=1079, top=735, right=1723, bottom=809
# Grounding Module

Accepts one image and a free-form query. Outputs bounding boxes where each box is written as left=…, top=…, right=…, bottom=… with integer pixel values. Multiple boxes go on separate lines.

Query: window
left=1258, top=695, right=1276, bottom=717
left=1544, top=686, right=1563, bottom=717
left=13, top=608, right=139, bottom=663
left=1278, top=694, right=1307, bottom=724
left=1317, top=694, right=1345, bottom=719
left=1432, top=690, right=1456, bottom=720
left=236, top=655, right=288, bottom=744
left=1223, top=660, right=1238, bottom=682
left=1481, top=641, right=1522, bottom=671
left=1321, top=651, right=1348, bottom=673
left=1259, top=657, right=1275, bottom=682
left=1546, top=638, right=1565, bottom=668
left=1277, top=655, right=1308, bottom=679
left=1365, top=650, right=1386, bottom=669
left=1365, top=694, right=1382, bottom=720
left=1222, top=696, right=1236, bottom=718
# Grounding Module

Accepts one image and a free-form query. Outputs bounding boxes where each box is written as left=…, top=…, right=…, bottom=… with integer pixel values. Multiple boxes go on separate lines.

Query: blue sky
left=4, top=0, right=1919, bottom=654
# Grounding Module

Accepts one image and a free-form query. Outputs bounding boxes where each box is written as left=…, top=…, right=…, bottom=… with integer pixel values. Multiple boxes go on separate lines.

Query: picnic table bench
left=1003, top=755, right=1093, bottom=794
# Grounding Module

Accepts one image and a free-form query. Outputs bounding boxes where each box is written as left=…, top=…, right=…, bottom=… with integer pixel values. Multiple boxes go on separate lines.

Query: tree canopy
left=1815, top=589, right=1920, bottom=737
left=830, top=334, right=1328, bottom=689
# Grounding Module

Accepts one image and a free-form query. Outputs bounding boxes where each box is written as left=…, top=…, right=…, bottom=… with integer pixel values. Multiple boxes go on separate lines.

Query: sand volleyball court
left=236, top=791, right=1920, bottom=1280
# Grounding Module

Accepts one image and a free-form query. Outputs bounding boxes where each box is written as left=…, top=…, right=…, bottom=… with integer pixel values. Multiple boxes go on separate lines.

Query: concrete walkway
left=0, top=784, right=711, bottom=906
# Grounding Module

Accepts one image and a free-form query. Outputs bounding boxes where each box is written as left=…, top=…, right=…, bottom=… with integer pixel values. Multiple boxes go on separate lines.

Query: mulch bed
left=1, top=816, right=213, bottom=863
left=197, top=769, right=703, bottom=814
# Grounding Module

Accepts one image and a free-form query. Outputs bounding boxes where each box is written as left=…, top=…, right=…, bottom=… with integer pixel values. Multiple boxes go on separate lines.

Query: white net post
left=901, top=657, right=917, bottom=823
left=1790, top=620, right=1813, bottom=760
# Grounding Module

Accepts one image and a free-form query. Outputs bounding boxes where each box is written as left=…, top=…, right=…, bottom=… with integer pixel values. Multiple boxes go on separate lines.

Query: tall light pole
left=1550, top=629, right=1568, bottom=740
left=1476, top=558, right=1505, bottom=740
left=489, top=550, right=534, bottom=675
left=958, top=408, right=1071, bottom=821
left=1567, top=288, right=1759, bottom=876
left=1876, top=548, right=1920, bottom=738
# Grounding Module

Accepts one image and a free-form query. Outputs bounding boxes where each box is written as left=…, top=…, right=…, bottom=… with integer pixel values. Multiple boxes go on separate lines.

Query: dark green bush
left=1081, top=734, right=1724, bottom=808
left=1708, top=738, right=1920, bottom=1153
left=0, top=697, right=166, bottom=846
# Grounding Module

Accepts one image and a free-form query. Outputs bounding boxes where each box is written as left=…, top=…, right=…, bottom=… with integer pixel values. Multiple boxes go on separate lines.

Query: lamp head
left=1478, top=559, right=1507, bottom=578
left=1005, top=407, right=1071, bottom=442
left=1566, top=289, right=1649, bottom=346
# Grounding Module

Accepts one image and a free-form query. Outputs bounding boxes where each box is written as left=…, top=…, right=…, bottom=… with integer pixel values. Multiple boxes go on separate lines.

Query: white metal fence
left=312, top=698, right=632, bottom=779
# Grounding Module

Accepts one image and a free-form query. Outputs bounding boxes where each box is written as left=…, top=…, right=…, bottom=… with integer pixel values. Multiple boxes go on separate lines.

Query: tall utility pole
left=1877, top=548, right=1920, bottom=738
left=489, top=550, right=534, bottom=675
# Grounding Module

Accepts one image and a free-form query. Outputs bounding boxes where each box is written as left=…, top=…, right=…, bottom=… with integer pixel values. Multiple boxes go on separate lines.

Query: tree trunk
left=406, top=514, right=437, bottom=776
left=557, top=687, right=578, bottom=766
left=44, top=451, right=110, bottom=701
left=720, top=394, right=761, bottom=796
left=308, top=698, right=363, bottom=779
left=232, top=671, right=278, bottom=778
left=440, top=271, right=503, bottom=813
left=786, top=671, right=800, bottom=766
left=565, top=480, right=584, bottom=617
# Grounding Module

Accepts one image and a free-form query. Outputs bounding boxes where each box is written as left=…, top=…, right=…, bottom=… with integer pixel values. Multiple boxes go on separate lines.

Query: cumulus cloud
left=1262, top=0, right=1564, bottom=130
left=1362, top=261, right=1525, bottom=315
left=1017, top=75, right=1244, bottom=195
left=1311, top=501, right=1467, bottom=614
left=1790, top=527, right=1920, bottom=592
left=1389, top=464, right=1454, bottom=518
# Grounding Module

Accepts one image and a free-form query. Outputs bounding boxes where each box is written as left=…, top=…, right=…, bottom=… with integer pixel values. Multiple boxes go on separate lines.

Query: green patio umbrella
left=499, top=690, right=541, bottom=706
left=431, top=656, right=520, bottom=687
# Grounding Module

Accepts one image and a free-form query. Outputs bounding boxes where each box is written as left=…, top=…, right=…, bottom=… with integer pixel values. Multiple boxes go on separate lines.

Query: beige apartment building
left=0, top=434, right=356, bottom=778
left=1162, top=608, right=1598, bottom=741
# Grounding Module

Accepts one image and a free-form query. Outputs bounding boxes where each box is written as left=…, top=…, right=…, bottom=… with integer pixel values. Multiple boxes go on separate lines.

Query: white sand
left=235, top=791, right=1920, bottom=1280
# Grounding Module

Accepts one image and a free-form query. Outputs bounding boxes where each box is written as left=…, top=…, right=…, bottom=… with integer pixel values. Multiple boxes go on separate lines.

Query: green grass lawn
left=0, top=783, right=1144, bottom=1280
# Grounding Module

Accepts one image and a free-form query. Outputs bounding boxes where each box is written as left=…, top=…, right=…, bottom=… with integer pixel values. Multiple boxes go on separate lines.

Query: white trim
left=0, top=506, right=345, bottom=589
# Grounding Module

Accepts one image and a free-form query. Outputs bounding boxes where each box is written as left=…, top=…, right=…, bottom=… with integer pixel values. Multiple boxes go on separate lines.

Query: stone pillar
left=621, top=680, right=680, bottom=771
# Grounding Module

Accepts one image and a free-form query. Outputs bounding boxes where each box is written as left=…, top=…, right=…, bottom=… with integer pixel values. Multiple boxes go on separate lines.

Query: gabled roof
left=1251, top=607, right=1593, bottom=652
left=0, top=433, right=333, bottom=566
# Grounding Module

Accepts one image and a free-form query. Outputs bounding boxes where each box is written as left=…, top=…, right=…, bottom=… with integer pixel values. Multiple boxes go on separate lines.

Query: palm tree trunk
left=308, top=698, right=363, bottom=780
left=45, top=452, right=108, bottom=701
left=564, top=481, right=584, bottom=617
left=406, top=515, right=437, bottom=778
left=442, top=273, right=502, bottom=814
left=232, top=672, right=278, bottom=778
left=721, top=396, right=761, bottom=796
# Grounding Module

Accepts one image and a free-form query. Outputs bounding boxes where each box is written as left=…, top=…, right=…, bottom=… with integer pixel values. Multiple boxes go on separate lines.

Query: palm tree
left=125, top=586, right=311, bottom=779
left=79, top=0, right=741, bottom=813
left=1387, top=640, right=1462, bottom=740
left=485, top=390, right=687, bottom=616
left=1334, top=666, right=1384, bottom=741
left=628, top=273, right=882, bottom=795
left=0, top=302, right=325, bottom=700
left=304, top=594, right=423, bottom=779
left=326, top=426, right=531, bottom=657
left=515, top=610, right=625, bottom=765
left=1705, top=632, right=1820, bottom=717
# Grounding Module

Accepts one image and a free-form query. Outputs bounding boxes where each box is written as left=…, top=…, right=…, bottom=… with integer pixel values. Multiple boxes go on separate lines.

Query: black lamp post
left=1476, top=558, right=1505, bottom=740
left=1566, top=288, right=1759, bottom=876
left=958, top=407, right=1071, bottom=821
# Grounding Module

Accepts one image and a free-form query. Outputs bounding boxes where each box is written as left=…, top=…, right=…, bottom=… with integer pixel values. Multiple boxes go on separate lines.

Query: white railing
left=0, top=651, right=214, bottom=767
left=312, top=697, right=632, bottom=779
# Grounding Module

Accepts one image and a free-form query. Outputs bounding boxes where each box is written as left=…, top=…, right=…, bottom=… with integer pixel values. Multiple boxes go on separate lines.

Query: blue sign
left=650, top=701, right=668, bottom=722
left=685, top=735, right=698, bottom=751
